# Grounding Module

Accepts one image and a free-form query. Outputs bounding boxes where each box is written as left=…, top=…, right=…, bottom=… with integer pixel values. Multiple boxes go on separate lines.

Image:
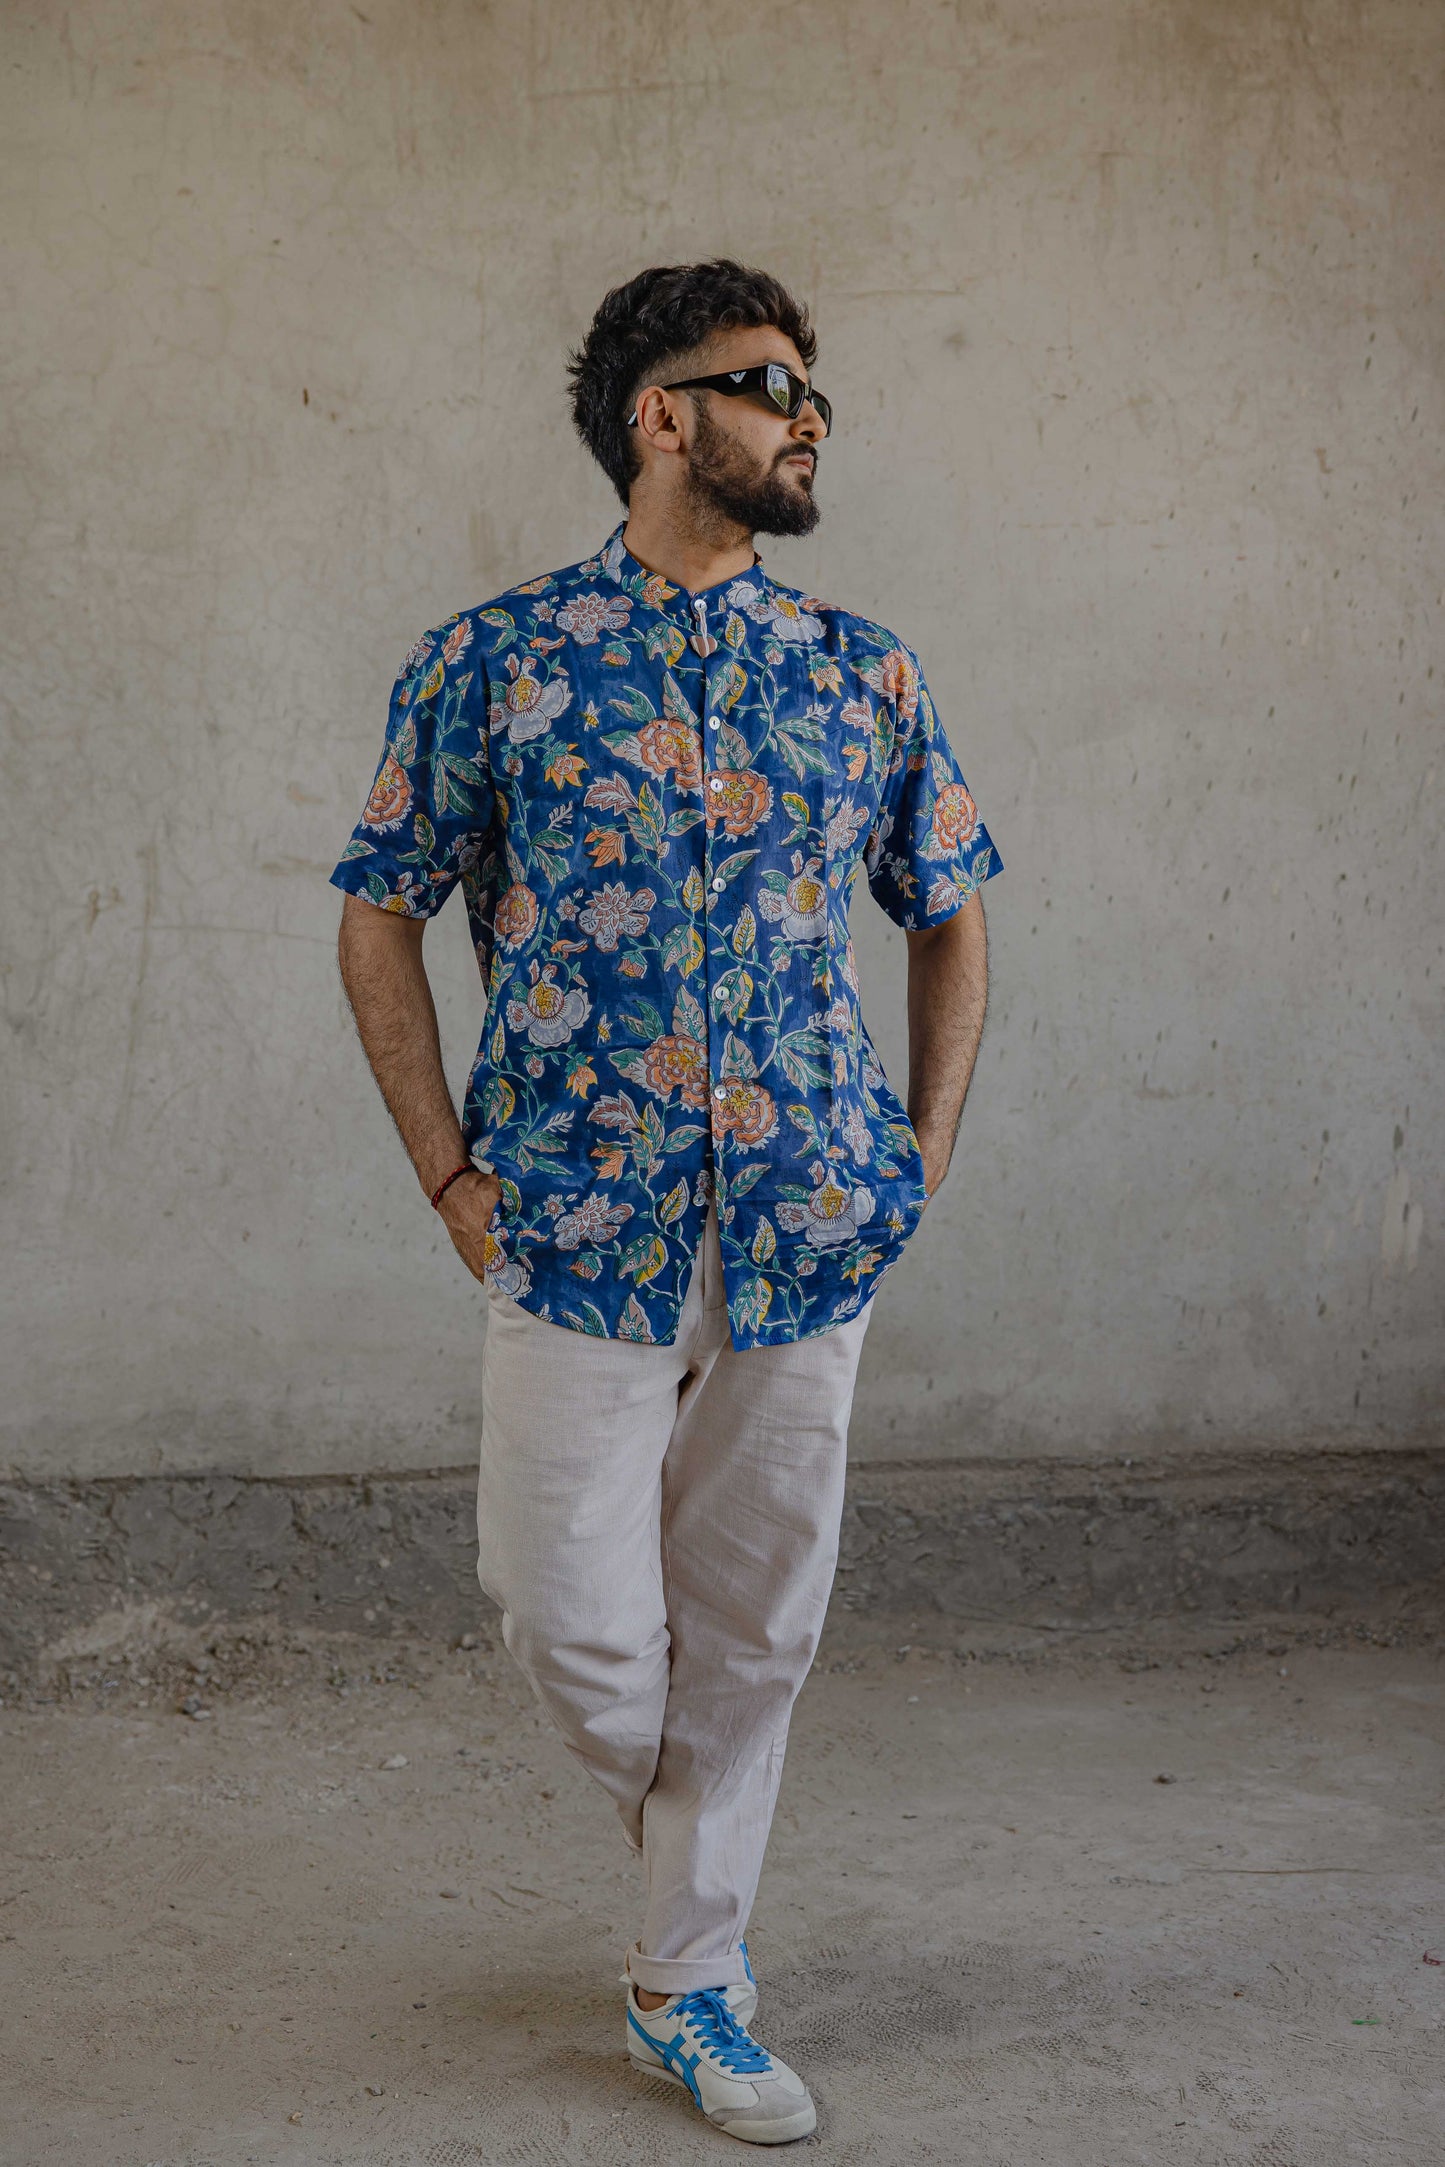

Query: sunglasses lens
left=765, top=362, right=794, bottom=413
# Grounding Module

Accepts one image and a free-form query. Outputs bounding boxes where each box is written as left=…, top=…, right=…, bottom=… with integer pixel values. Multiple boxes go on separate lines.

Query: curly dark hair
left=567, top=259, right=818, bottom=507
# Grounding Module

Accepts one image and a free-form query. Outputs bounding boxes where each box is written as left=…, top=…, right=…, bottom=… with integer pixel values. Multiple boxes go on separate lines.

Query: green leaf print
left=608, top=686, right=659, bottom=724
left=712, top=966, right=754, bottom=1024
left=778, top=1026, right=830, bottom=1092
left=672, top=983, right=706, bottom=1043
left=660, top=920, right=699, bottom=974
left=635, top=1099, right=667, bottom=1171
left=617, top=998, right=665, bottom=1043
left=629, top=781, right=666, bottom=854
left=662, top=671, right=699, bottom=726
left=775, top=731, right=833, bottom=782
left=658, top=1176, right=690, bottom=1226
left=712, top=849, right=760, bottom=888
left=619, top=1232, right=669, bottom=1286
left=663, top=1123, right=706, bottom=1149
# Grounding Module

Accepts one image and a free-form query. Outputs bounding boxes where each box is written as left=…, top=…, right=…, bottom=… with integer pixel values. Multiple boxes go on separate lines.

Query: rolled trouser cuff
left=623, top=1938, right=750, bottom=1994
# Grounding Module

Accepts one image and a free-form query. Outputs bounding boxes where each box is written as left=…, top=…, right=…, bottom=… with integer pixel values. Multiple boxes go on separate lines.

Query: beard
left=681, top=401, right=821, bottom=538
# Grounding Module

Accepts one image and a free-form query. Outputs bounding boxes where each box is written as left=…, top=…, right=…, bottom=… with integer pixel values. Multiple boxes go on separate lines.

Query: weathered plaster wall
left=3, top=0, right=1440, bottom=1480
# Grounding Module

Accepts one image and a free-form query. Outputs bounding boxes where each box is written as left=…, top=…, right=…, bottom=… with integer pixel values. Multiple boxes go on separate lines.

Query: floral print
left=330, top=522, right=1001, bottom=1348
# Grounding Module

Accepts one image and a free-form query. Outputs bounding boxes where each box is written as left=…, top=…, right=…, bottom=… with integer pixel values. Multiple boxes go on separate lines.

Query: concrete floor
left=3, top=1622, right=1441, bottom=2165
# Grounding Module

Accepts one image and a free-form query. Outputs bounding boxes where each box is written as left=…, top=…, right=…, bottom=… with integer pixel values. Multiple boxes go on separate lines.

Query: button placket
left=693, top=594, right=722, bottom=1185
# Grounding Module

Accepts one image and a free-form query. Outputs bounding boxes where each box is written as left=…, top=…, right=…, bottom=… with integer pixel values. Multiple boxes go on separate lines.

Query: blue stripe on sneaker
left=627, top=2006, right=703, bottom=2105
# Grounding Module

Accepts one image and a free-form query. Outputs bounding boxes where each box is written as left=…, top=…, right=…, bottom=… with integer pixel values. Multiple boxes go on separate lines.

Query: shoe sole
left=627, top=2051, right=816, bottom=2143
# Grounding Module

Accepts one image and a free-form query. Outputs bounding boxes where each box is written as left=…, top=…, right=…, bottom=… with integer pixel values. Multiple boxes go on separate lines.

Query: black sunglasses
left=627, top=361, right=832, bottom=434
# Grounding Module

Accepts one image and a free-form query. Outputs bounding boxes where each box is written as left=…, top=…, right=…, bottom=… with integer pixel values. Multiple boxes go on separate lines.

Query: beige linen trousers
left=475, top=1192, right=876, bottom=1996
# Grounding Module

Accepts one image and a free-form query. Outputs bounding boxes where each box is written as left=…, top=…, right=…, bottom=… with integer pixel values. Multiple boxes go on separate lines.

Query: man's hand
left=436, top=1167, right=504, bottom=1283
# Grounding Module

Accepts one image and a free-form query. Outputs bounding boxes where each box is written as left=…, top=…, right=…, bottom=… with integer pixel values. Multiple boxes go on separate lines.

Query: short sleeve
left=862, top=645, right=1002, bottom=929
left=328, top=615, right=494, bottom=918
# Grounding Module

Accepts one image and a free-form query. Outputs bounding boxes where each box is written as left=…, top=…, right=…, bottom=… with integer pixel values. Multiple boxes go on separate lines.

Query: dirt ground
left=2, top=1617, right=1441, bottom=2166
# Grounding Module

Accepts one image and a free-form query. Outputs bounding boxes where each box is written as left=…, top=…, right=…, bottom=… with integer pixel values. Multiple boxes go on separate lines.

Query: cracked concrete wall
left=2, top=1, right=1440, bottom=1482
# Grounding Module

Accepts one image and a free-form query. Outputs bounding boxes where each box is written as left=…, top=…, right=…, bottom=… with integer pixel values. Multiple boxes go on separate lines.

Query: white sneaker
left=618, top=1936, right=758, bottom=2027
left=625, top=1981, right=816, bottom=2144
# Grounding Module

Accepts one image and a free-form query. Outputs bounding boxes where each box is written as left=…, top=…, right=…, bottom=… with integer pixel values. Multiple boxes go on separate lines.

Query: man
left=331, top=259, right=1000, bottom=2144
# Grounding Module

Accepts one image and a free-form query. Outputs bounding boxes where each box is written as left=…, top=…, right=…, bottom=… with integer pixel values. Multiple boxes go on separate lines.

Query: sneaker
left=625, top=1981, right=816, bottom=2144
left=618, top=1936, right=758, bottom=2027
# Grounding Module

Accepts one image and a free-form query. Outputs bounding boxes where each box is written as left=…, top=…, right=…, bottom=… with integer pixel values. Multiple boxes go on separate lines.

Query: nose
left=793, top=400, right=827, bottom=443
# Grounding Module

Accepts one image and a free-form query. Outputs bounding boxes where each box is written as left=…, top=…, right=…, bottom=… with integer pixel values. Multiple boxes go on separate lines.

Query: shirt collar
left=594, top=520, right=775, bottom=625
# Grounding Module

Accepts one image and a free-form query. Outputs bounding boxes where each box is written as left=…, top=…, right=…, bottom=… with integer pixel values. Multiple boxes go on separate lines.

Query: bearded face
left=681, top=397, right=821, bottom=539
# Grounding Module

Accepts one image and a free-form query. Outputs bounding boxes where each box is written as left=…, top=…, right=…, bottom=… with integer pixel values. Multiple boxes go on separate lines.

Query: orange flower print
left=880, top=648, right=919, bottom=721
left=494, top=880, right=539, bottom=950
left=932, top=781, right=978, bottom=850
left=713, top=1080, right=778, bottom=1147
left=642, top=1033, right=709, bottom=1107
left=441, top=618, right=474, bottom=666
left=363, top=751, right=412, bottom=832
left=704, top=768, right=773, bottom=838
left=637, top=718, right=703, bottom=792
left=585, top=826, right=627, bottom=867
left=544, top=747, right=588, bottom=790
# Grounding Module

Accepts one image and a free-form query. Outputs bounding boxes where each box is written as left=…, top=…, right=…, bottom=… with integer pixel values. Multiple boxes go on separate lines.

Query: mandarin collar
left=594, top=521, right=776, bottom=625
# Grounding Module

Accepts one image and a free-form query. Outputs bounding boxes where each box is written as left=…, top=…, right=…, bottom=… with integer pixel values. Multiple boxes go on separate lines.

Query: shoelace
left=668, top=1986, right=774, bottom=2075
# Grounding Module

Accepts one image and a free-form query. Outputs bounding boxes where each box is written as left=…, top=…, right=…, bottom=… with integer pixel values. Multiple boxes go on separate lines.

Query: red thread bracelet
left=430, top=1161, right=478, bottom=1211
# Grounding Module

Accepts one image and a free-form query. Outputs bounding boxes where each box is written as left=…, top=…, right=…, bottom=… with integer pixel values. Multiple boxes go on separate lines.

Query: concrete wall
left=3, top=0, right=1440, bottom=1482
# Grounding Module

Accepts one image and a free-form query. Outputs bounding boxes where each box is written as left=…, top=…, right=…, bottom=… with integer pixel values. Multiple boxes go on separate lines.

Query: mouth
left=782, top=453, right=816, bottom=475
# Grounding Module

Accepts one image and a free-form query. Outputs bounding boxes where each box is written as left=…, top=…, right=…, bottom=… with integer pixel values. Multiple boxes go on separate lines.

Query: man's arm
left=336, top=892, right=500, bottom=1281
left=902, top=888, right=989, bottom=1201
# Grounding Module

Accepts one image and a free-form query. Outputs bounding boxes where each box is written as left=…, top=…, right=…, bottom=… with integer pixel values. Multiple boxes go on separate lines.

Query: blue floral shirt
left=330, top=523, right=1002, bottom=1348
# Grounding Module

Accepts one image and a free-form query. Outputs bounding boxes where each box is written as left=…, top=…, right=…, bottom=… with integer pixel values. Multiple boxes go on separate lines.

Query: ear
left=632, top=383, right=687, bottom=458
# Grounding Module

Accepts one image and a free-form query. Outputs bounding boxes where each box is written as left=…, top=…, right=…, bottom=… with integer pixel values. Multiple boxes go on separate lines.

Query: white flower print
left=757, top=852, right=827, bottom=941
left=775, top=1163, right=877, bottom=1248
left=505, top=962, right=591, bottom=1048
left=729, top=581, right=824, bottom=643
left=493, top=656, right=573, bottom=743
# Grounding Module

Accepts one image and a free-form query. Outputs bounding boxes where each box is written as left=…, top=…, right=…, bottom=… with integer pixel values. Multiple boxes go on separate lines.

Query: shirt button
left=710, top=877, right=724, bottom=891
left=707, top=777, right=722, bottom=791
left=713, top=1085, right=727, bottom=1100
left=707, top=715, right=721, bottom=729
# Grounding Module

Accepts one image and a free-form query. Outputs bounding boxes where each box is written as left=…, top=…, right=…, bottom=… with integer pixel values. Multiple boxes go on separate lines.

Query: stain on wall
left=2, top=0, right=1440, bottom=1478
